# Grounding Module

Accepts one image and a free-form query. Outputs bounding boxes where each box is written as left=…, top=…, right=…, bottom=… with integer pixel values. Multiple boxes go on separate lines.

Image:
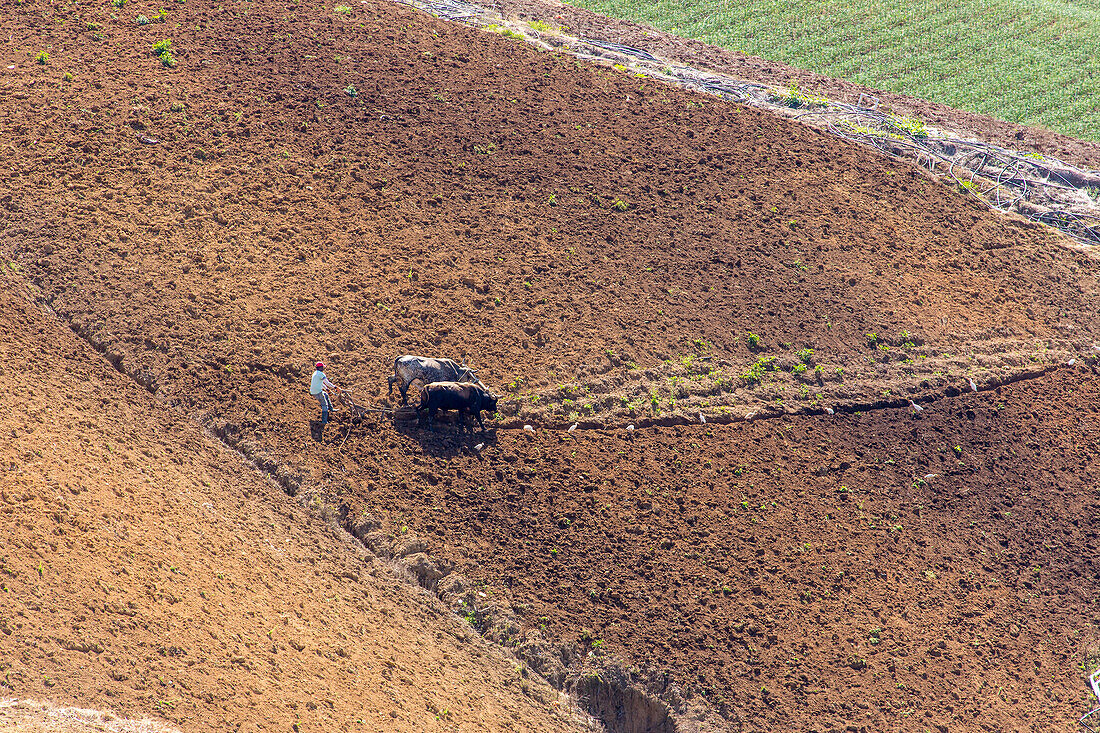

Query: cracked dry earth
left=2, top=0, right=1100, bottom=730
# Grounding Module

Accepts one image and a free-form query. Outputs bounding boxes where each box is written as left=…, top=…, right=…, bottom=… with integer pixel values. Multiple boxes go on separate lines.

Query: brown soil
left=332, top=368, right=1100, bottom=731
left=0, top=275, right=589, bottom=732
left=2, top=0, right=1100, bottom=730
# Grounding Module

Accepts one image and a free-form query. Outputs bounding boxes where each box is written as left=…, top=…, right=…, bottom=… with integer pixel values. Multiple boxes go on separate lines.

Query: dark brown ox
left=417, top=382, right=499, bottom=433
left=387, top=355, right=483, bottom=405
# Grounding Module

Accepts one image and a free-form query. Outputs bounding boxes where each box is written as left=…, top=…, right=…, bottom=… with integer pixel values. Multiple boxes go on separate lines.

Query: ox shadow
left=393, top=412, right=499, bottom=457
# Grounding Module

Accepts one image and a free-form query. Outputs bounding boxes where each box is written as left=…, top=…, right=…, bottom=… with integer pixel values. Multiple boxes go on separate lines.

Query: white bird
left=523, top=424, right=535, bottom=433
left=698, top=412, right=706, bottom=424
left=968, top=378, right=978, bottom=392
left=473, top=442, right=485, bottom=451
left=909, top=400, right=923, bottom=413
left=568, top=423, right=577, bottom=432
left=626, top=424, right=635, bottom=432
left=1067, top=358, right=1076, bottom=366
left=824, top=407, right=834, bottom=415
left=746, top=412, right=757, bottom=421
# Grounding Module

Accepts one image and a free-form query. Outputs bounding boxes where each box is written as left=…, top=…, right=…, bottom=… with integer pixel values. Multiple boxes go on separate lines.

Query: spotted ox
left=417, top=382, right=499, bottom=433
left=387, top=355, right=483, bottom=405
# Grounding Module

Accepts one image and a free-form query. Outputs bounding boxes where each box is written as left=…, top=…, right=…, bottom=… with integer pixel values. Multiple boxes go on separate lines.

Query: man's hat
left=316, top=362, right=324, bottom=370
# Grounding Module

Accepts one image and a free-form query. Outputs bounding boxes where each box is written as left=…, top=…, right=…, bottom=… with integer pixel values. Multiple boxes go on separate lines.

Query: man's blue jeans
left=314, top=392, right=332, bottom=424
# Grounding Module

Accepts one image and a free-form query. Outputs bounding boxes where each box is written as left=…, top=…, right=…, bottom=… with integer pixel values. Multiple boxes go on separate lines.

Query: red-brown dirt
left=0, top=274, right=589, bottom=732
left=3, top=0, right=1100, bottom=729
left=318, top=368, right=1100, bottom=731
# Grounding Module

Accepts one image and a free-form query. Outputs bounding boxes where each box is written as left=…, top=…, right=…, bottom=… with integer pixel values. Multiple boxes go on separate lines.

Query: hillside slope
left=515, top=0, right=1100, bottom=170
left=6, top=0, right=1100, bottom=424
left=0, top=273, right=588, bottom=731
left=2, top=0, right=1100, bottom=729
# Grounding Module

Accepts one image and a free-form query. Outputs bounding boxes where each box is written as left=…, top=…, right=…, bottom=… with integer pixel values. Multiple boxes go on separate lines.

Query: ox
left=387, top=355, right=483, bottom=405
left=417, top=382, right=499, bottom=434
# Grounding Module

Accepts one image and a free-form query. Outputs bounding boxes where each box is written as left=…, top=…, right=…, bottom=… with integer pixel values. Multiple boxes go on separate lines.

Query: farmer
left=310, top=362, right=340, bottom=426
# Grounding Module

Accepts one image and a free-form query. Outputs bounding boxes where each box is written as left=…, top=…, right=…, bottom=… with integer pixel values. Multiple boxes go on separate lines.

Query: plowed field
left=2, top=0, right=1099, bottom=729
left=0, top=273, right=588, bottom=733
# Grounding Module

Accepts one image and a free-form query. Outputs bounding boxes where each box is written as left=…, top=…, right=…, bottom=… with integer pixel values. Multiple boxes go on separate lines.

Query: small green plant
left=958, top=180, right=979, bottom=193
left=487, top=25, right=523, bottom=39
left=796, top=347, right=814, bottom=365
left=62, top=71, right=73, bottom=81
left=529, top=19, right=556, bottom=32
left=159, top=50, right=176, bottom=67
left=35, top=51, right=49, bottom=64
left=865, top=331, right=878, bottom=345
left=344, top=84, right=357, bottom=97
left=768, top=84, right=829, bottom=109
left=1084, top=645, right=1100, bottom=676
left=152, top=38, right=172, bottom=55
left=886, top=113, right=927, bottom=139
left=136, top=13, right=150, bottom=24
left=746, top=332, right=761, bottom=350
left=546, top=193, right=556, bottom=206
left=741, top=355, right=778, bottom=384
left=611, top=197, right=629, bottom=211
left=334, top=4, right=350, bottom=12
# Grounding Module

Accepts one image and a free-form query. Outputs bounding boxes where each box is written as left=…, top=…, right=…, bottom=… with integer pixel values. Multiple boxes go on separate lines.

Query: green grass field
left=566, top=0, right=1100, bottom=141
